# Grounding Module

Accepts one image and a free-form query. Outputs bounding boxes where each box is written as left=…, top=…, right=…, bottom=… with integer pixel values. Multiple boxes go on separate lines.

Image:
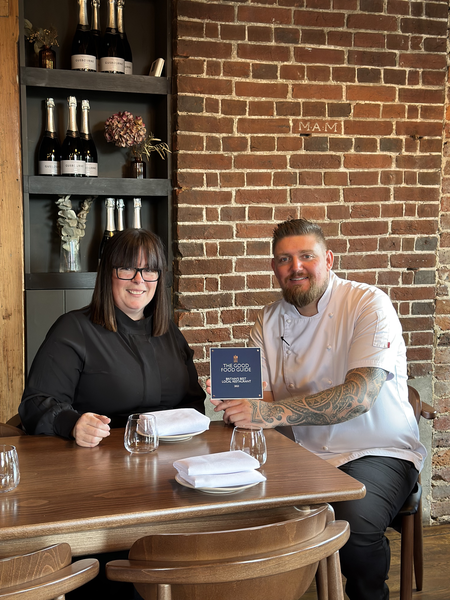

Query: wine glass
left=0, top=445, right=20, bottom=492
left=124, top=414, right=159, bottom=454
left=230, top=426, right=267, bottom=466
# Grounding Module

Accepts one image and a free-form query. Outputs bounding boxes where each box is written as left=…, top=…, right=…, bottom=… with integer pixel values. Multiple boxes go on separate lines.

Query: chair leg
left=400, top=514, right=414, bottom=600
left=327, top=551, right=344, bottom=600
left=413, top=498, right=424, bottom=591
left=315, top=558, right=328, bottom=600
left=157, top=583, right=172, bottom=600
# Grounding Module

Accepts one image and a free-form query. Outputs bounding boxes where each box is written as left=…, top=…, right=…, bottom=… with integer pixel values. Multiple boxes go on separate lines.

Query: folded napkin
left=174, top=450, right=266, bottom=488
left=142, top=408, right=210, bottom=436
left=176, top=470, right=266, bottom=489
left=174, top=450, right=259, bottom=476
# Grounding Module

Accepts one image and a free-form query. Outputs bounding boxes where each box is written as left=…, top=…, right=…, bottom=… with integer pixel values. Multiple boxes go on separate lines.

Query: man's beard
left=282, top=274, right=329, bottom=309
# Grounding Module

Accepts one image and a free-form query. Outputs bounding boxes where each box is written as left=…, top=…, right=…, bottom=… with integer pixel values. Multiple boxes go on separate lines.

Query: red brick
left=347, top=13, right=398, bottom=31
left=248, top=274, right=272, bottom=289
left=348, top=238, right=378, bottom=252
left=348, top=50, right=397, bottom=67
left=218, top=242, right=245, bottom=256
left=280, top=65, right=306, bottom=80
left=295, top=47, right=345, bottom=64
left=177, top=153, right=232, bottom=171
left=390, top=253, right=436, bottom=269
left=235, top=82, right=290, bottom=99
left=249, top=102, right=275, bottom=117
left=291, top=187, right=340, bottom=203
left=341, top=221, right=389, bottom=236
left=177, top=224, right=234, bottom=242
left=177, top=189, right=232, bottom=206
left=344, top=187, right=390, bottom=203
left=238, top=5, right=293, bottom=25
left=220, top=275, right=246, bottom=291
left=221, top=309, right=245, bottom=325
left=237, top=44, right=290, bottom=62
left=236, top=258, right=272, bottom=273
left=235, top=290, right=282, bottom=307
left=349, top=171, right=379, bottom=186
left=290, top=154, right=341, bottom=169
left=177, top=40, right=232, bottom=60
left=236, top=223, right=277, bottom=238
left=344, top=154, right=392, bottom=169
left=347, top=86, right=396, bottom=102
left=223, top=61, right=251, bottom=78
left=399, top=88, right=445, bottom=104
left=246, top=172, right=273, bottom=187
left=350, top=204, right=381, bottom=218
left=235, top=154, right=288, bottom=170
left=293, top=84, right=343, bottom=100
left=294, top=11, right=345, bottom=28
left=400, top=17, right=447, bottom=37
left=344, top=120, right=393, bottom=136
left=178, top=1, right=234, bottom=22
left=306, top=66, right=331, bottom=82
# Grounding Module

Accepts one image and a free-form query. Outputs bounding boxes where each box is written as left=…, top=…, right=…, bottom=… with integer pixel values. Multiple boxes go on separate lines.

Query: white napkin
left=142, top=408, right=210, bottom=436
left=174, top=450, right=266, bottom=488
left=174, top=450, right=259, bottom=475
left=176, top=470, right=266, bottom=489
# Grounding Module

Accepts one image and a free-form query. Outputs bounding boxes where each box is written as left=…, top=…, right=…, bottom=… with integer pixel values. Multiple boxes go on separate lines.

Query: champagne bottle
left=91, top=0, right=102, bottom=70
left=38, top=98, right=61, bottom=176
left=61, top=97, right=86, bottom=177
left=99, top=197, right=116, bottom=259
left=116, top=198, right=125, bottom=231
left=133, top=197, right=142, bottom=229
left=80, top=100, right=98, bottom=177
left=99, top=0, right=125, bottom=74
left=117, top=0, right=132, bottom=75
left=71, top=0, right=97, bottom=72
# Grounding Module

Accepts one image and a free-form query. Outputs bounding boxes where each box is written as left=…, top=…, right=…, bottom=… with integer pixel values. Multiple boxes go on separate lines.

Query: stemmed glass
left=230, top=426, right=267, bottom=466
left=0, top=445, right=20, bottom=492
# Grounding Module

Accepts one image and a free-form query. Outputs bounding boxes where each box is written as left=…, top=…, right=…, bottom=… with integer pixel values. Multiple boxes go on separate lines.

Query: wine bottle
left=117, top=0, right=132, bottom=74
left=99, top=0, right=125, bottom=74
left=99, top=198, right=116, bottom=259
left=38, top=98, right=61, bottom=176
left=71, top=0, right=97, bottom=72
left=116, top=198, right=125, bottom=231
left=91, top=0, right=102, bottom=71
left=80, top=100, right=98, bottom=177
left=61, top=97, right=86, bottom=177
left=133, top=198, right=142, bottom=229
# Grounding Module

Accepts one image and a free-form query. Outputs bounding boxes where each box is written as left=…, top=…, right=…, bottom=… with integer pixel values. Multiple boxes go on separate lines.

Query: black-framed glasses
left=114, top=267, right=161, bottom=282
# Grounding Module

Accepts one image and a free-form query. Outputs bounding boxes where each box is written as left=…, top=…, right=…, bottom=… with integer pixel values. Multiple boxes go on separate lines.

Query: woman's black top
left=19, top=306, right=206, bottom=438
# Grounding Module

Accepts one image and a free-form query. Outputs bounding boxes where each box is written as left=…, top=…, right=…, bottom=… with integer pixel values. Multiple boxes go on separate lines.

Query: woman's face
left=111, top=250, right=158, bottom=321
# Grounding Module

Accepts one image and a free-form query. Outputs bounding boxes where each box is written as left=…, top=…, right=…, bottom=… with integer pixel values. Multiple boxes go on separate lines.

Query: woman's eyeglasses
left=115, top=267, right=160, bottom=282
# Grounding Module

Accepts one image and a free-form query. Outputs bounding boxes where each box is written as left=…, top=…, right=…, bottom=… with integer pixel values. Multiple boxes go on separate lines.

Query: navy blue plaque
left=210, top=347, right=263, bottom=400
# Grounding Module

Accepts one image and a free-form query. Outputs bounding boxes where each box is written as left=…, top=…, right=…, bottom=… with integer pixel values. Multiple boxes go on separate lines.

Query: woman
left=19, top=228, right=205, bottom=447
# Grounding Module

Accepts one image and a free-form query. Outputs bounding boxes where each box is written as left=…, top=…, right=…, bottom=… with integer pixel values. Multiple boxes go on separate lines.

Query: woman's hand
left=72, top=413, right=111, bottom=447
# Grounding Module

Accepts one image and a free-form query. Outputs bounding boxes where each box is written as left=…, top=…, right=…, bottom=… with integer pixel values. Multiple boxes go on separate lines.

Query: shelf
left=20, top=67, right=171, bottom=95
left=26, top=272, right=97, bottom=290
left=25, top=176, right=171, bottom=196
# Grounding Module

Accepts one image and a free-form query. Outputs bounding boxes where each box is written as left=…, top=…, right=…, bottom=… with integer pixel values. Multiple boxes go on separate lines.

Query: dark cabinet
left=19, top=0, right=172, bottom=367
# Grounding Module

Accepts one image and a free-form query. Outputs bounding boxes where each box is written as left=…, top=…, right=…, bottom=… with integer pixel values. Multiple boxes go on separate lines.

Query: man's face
left=271, top=234, right=334, bottom=316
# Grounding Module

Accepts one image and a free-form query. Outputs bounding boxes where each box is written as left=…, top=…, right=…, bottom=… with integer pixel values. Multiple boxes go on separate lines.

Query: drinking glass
left=124, top=414, right=159, bottom=454
left=230, top=426, right=267, bottom=466
left=0, top=445, right=20, bottom=492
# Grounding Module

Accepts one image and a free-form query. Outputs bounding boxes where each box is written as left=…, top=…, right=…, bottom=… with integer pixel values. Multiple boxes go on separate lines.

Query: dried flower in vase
left=56, top=196, right=95, bottom=250
left=24, top=18, right=59, bottom=53
left=134, top=133, right=171, bottom=161
left=104, top=111, right=147, bottom=148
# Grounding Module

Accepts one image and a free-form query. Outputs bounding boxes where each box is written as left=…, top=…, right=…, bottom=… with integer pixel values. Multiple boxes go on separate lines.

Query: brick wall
left=172, top=0, right=450, bottom=522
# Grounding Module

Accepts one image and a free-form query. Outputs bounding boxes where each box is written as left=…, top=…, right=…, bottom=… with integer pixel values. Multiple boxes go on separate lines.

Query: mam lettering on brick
left=294, top=120, right=343, bottom=134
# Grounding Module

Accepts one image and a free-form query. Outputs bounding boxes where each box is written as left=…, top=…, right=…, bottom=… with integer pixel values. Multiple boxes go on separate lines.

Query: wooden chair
left=0, top=543, right=99, bottom=599
left=0, top=423, right=26, bottom=437
left=391, top=385, right=437, bottom=600
left=106, top=503, right=349, bottom=600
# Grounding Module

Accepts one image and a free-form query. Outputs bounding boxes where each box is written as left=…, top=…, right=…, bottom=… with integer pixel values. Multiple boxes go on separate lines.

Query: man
left=211, top=218, right=426, bottom=600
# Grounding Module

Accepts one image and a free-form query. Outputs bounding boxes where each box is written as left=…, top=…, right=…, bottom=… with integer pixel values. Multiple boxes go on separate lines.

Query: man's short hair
left=272, top=219, right=328, bottom=254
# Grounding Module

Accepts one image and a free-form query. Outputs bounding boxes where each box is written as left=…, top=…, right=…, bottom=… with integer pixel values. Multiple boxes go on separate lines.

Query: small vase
left=60, top=239, right=81, bottom=273
left=131, top=157, right=146, bottom=179
left=39, top=46, right=56, bottom=69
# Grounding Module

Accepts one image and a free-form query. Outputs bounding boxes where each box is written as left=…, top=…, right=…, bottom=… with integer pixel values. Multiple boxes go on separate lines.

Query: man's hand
left=212, top=398, right=267, bottom=428
left=72, top=413, right=111, bottom=447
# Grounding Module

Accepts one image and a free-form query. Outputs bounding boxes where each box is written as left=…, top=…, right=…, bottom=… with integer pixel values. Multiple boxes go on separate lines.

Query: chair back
left=107, top=504, right=350, bottom=600
left=0, top=544, right=99, bottom=599
left=0, top=423, right=26, bottom=437
left=407, top=385, right=437, bottom=425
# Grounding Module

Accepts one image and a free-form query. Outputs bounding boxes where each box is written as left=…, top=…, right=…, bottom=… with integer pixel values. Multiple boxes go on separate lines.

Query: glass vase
left=60, top=239, right=81, bottom=273
left=131, top=157, right=146, bottom=179
left=39, top=46, right=56, bottom=69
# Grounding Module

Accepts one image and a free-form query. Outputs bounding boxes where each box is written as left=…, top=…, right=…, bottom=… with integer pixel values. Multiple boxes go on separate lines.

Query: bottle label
left=61, top=160, right=86, bottom=175
left=125, top=61, right=133, bottom=75
left=85, top=162, right=98, bottom=177
left=100, top=56, right=125, bottom=73
left=38, top=161, right=60, bottom=176
left=71, top=54, right=97, bottom=71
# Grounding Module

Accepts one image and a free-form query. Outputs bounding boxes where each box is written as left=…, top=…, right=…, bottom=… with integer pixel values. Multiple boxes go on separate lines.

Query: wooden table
left=0, top=423, right=365, bottom=558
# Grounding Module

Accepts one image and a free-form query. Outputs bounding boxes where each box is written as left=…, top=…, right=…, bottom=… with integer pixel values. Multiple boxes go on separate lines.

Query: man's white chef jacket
left=249, top=271, right=426, bottom=471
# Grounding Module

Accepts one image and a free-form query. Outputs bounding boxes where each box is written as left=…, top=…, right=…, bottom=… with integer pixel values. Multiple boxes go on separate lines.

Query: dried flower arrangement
left=24, top=19, right=59, bottom=53
left=104, top=111, right=171, bottom=161
left=56, top=196, right=95, bottom=250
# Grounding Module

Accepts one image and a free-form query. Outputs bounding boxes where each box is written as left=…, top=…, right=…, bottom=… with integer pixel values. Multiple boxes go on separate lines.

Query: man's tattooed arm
left=246, top=367, right=388, bottom=428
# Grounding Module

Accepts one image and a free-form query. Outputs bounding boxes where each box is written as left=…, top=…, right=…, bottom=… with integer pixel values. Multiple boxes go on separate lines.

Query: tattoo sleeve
left=251, top=367, right=388, bottom=428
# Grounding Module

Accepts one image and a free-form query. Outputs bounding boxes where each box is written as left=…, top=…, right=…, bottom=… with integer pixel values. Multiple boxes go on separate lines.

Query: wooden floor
left=302, top=523, right=450, bottom=599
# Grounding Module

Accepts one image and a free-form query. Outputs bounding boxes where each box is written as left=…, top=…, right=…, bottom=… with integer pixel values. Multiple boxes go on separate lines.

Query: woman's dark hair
left=272, top=218, right=327, bottom=254
left=90, top=228, right=169, bottom=335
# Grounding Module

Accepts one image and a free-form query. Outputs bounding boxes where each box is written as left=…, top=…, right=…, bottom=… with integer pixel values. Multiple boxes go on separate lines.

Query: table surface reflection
left=0, top=422, right=365, bottom=557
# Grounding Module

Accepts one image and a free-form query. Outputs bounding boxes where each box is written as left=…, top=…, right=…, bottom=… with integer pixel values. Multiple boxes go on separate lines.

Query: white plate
left=175, top=474, right=261, bottom=494
left=159, top=429, right=207, bottom=443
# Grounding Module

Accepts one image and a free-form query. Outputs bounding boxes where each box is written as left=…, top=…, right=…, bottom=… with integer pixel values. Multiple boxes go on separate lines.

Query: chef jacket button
left=327, top=345, right=332, bottom=350
left=328, top=380, right=332, bottom=385
left=289, top=383, right=294, bottom=388
left=287, top=319, right=291, bottom=324
left=323, top=446, right=328, bottom=451
left=328, top=313, right=333, bottom=318
left=286, top=350, right=291, bottom=356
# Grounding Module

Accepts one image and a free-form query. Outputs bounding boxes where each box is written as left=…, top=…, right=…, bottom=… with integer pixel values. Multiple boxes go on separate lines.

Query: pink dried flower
left=104, top=111, right=147, bottom=148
